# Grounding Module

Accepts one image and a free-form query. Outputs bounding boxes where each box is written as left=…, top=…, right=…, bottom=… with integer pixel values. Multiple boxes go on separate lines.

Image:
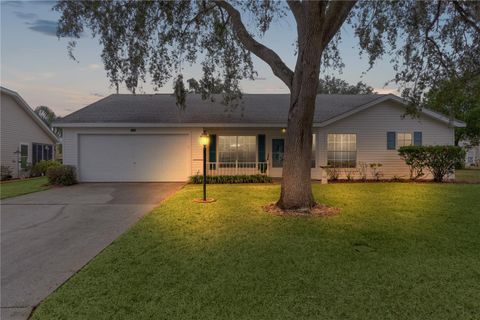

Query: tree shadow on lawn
left=32, top=183, right=480, bottom=320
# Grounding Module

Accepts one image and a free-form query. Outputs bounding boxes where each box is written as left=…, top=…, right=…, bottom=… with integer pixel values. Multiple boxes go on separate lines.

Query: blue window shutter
left=209, top=134, right=216, bottom=162
left=414, top=132, right=422, bottom=146
left=258, top=134, right=266, bottom=162
left=387, top=132, right=396, bottom=150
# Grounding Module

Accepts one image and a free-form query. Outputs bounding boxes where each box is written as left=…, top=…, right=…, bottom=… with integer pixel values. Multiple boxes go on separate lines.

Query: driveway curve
left=1, top=182, right=183, bottom=320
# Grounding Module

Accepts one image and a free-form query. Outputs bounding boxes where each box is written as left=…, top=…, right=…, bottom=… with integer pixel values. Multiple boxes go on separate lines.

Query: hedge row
left=398, top=145, right=465, bottom=182
left=190, top=174, right=273, bottom=184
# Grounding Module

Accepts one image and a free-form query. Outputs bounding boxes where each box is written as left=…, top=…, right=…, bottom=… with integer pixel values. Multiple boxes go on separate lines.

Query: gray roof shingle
left=56, top=93, right=389, bottom=125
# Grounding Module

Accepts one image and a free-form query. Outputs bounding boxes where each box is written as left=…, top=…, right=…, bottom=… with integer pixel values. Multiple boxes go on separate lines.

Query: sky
left=1, top=0, right=399, bottom=117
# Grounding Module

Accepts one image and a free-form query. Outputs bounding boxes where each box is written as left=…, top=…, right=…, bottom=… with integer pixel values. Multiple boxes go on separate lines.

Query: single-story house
left=54, top=93, right=465, bottom=182
left=464, top=144, right=480, bottom=167
left=1, top=86, right=58, bottom=178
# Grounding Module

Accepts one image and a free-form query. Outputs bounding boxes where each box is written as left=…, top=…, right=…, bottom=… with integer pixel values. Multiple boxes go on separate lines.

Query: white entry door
left=78, top=134, right=190, bottom=182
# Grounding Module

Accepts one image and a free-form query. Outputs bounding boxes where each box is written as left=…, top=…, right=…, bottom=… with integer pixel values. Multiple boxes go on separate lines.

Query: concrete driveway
left=1, top=182, right=183, bottom=320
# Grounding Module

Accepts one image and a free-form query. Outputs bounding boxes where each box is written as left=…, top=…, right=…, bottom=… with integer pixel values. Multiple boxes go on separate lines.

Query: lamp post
left=199, top=130, right=210, bottom=201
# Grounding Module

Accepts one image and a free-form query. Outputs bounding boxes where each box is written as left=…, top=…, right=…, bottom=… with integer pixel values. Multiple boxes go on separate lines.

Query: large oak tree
left=55, top=0, right=479, bottom=210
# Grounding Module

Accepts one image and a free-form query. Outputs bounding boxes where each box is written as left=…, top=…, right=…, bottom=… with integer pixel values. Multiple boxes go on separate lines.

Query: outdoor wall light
left=281, top=128, right=286, bottom=134
left=194, top=130, right=215, bottom=203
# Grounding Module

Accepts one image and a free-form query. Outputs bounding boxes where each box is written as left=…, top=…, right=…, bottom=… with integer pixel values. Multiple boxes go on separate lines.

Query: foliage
left=369, top=163, right=383, bottom=181
left=31, top=183, right=480, bottom=320
left=46, top=165, right=77, bottom=186
left=0, top=177, right=50, bottom=200
left=398, top=145, right=465, bottom=182
left=344, top=168, right=357, bottom=181
left=317, top=75, right=374, bottom=94
left=190, top=174, right=272, bottom=184
left=34, top=106, right=62, bottom=137
left=54, top=1, right=479, bottom=107
left=423, top=73, right=480, bottom=145
left=325, top=167, right=340, bottom=181
left=1, top=166, right=13, bottom=181
left=357, top=161, right=368, bottom=181
left=398, top=146, right=428, bottom=180
left=30, top=160, right=62, bottom=177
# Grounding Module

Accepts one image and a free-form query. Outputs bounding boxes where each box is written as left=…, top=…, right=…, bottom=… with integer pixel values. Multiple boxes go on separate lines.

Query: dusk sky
left=1, top=0, right=399, bottom=117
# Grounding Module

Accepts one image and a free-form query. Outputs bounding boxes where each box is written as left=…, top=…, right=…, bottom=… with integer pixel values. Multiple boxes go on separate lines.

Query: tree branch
left=287, top=0, right=302, bottom=24
left=215, top=0, right=294, bottom=89
left=321, top=1, right=357, bottom=48
left=452, top=0, right=480, bottom=34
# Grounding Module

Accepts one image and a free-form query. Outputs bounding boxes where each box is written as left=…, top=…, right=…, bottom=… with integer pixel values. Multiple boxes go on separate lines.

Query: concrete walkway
left=1, top=183, right=183, bottom=320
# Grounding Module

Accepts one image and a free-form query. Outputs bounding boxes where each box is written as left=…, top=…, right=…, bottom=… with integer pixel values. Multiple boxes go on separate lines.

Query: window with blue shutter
left=387, top=132, right=396, bottom=150
left=414, top=132, right=422, bottom=146
left=208, top=134, right=216, bottom=169
left=258, top=134, right=266, bottom=172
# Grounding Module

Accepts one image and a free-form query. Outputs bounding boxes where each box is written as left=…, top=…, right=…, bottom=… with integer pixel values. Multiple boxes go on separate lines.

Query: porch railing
left=207, top=161, right=269, bottom=176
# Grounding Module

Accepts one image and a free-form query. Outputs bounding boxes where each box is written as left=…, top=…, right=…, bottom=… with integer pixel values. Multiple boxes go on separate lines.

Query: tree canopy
left=317, top=76, right=374, bottom=94
left=55, top=1, right=480, bottom=107
left=34, top=105, right=62, bottom=137
left=424, top=73, right=480, bottom=146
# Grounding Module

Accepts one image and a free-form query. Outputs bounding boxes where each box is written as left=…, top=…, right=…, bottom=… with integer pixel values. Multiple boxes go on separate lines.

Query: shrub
left=398, top=146, right=428, bottom=180
left=369, top=163, right=383, bottom=181
left=46, top=165, right=77, bottom=186
left=30, top=160, right=61, bottom=177
left=357, top=161, right=368, bottom=181
left=189, top=174, right=272, bottom=184
left=1, top=165, right=12, bottom=181
left=325, top=167, right=340, bottom=181
left=399, top=145, right=465, bottom=182
left=344, top=169, right=357, bottom=181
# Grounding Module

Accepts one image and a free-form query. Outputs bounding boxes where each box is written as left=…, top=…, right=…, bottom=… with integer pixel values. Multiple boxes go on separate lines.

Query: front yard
left=456, top=168, right=480, bottom=183
left=32, top=183, right=480, bottom=320
left=0, top=177, right=50, bottom=199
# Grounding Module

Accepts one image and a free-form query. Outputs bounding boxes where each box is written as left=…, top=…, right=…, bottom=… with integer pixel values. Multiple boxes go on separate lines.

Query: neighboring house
left=54, top=93, right=465, bottom=182
left=1, top=86, right=58, bottom=178
left=464, top=145, right=480, bottom=167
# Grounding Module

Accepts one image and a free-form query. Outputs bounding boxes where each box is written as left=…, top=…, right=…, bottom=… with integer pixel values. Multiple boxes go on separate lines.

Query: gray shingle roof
left=56, top=93, right=389, bottom=125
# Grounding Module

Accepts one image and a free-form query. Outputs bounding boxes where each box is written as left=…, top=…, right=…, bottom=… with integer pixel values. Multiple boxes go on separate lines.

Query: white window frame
left=397, top=132, right=413, bottom=148
left=327, top=133, right=357, bottom=168
left=19, top=143, right=29, bottom=170
left=217, top=135, right=257, bottom=164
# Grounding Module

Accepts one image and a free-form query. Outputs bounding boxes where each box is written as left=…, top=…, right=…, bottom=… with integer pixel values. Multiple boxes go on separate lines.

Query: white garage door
left=79, top=134, right=190, bottom=182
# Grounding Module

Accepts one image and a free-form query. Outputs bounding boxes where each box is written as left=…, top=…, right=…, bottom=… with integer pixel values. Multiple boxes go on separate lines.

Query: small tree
left=398, top=146, right=428, bottom=180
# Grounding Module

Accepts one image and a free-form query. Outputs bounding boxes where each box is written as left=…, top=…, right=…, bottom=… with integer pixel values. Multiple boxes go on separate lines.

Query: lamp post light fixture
left=194, top=130, right=216, bottom=203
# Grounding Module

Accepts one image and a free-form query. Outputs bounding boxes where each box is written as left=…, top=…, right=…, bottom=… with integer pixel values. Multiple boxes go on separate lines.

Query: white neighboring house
left=54, top=93, right=465, bottom=182
left=1, top=86, right=58, bottom=178
left=464, top=144, right=480, bottom=167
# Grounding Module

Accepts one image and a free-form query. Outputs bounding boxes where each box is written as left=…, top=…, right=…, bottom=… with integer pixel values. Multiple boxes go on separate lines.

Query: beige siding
left=1, top=93, right=56, bottom=178
left=61, top=127, right=203, bottom=181
left=316, top=101, right=455, bottom=179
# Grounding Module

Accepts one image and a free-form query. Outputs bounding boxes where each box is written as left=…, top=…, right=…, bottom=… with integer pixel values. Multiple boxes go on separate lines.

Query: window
left=397, top=133, right=412, bottom=147
left=327, top=134, right=357, bottom=168
left=272, top=139, right=284, bottom=168
left=218, top=136, right=256, bottom=166
left=19, top=144, right=28, bottom=169
left=32, top=143, right=53, bottom=164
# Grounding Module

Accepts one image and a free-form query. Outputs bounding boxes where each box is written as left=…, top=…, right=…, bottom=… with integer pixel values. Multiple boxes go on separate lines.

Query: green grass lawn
left=0, top=177, right=50, bottom=199
left=456, top=168, right=480, bottom=183
left=32, top=183, right=480, bottom=320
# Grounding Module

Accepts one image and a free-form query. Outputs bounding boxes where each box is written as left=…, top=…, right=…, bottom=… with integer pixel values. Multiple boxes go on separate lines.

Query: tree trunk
left=277, top=88, right=317, bottom=209
left=277, top=12, right=324, bottom=210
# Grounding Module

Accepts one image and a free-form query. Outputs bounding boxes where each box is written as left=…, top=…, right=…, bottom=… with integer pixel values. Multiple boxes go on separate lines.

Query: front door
left=272, top=139, right=284, bottom=168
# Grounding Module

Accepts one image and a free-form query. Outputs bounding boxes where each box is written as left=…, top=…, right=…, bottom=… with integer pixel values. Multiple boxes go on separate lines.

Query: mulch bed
left=263, top=203, right=340, bottom=217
